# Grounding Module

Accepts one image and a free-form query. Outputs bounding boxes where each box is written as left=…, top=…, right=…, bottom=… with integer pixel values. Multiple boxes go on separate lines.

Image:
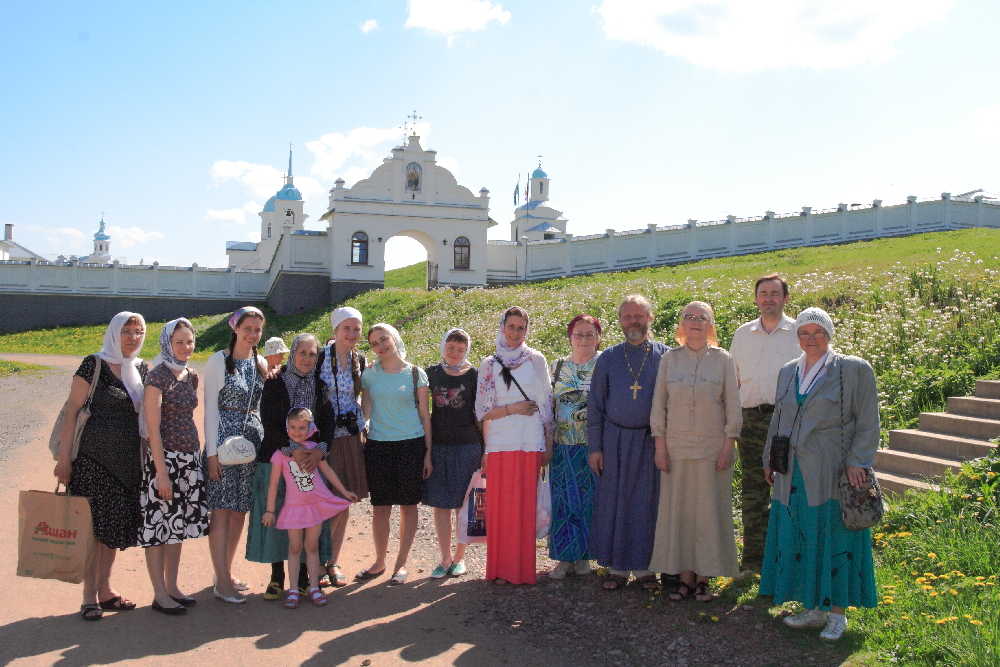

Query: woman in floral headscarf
left=475, top=307, right=553, bottom=585
left=53, top=311, right=149, bottom=621
left=139, top=318, right=207, bottom=615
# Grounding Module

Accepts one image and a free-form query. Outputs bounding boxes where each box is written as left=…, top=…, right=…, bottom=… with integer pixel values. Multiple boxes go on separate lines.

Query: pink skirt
left=485, top=450, right=543, bottom=585
left=276, top=495, right=350, bottom=530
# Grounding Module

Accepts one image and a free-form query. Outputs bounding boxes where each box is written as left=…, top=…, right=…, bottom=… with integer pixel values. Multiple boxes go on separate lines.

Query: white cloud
left=405, top=0, right=510, bottom=44
left=437, top=156, right=460, bottom=175
left=307, top=122, right=431, bottom=184
left=106, top=226, right=165, bottom=249
left=246, top=231, right=262, bottom=242
left=596, top=0, right=955, bottom=72
left=210, top=160, right=285, bottom=200
left=204, top=208, right=247, bottom=225
left=969, top=104, right=1000, bottom=142
left=361, top=19, right=378, bottom=33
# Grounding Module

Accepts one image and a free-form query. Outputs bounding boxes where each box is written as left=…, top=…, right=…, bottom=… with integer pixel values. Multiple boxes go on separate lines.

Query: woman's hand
left=845, top=465, right=868, bottom=489
left=262, top=511, right=275, bottom=527
left=589, top=452, right=604, bottom=477
left=345, top=491, right=359, bottom=502
left=654, top=436, right=670, bottom=473
left=716, top=437, right=737, bottom=472
left=207, top=455, right=222, bottom=482
left=423, top=455, right=433, bottom=480
left=53, top=459, right=72, bottom=486
left=291, top=447, right=322, bottom=474
left=481, top=453, right=488, bottom=471
left=764, top=467, right=775, bottom=487
left=156, top=469, right=173, bottom=501
left=506, top=400, right=538, bottom=416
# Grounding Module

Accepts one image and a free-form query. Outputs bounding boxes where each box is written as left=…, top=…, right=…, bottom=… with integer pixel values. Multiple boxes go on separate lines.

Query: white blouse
left=485, top=361, right=546, bottom=454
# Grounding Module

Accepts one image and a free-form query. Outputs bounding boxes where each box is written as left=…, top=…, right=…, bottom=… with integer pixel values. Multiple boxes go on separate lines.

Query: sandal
left=636, top=574, right=660, bottom=590
left=694, top=580, right=714, bottom=602
left=602, top=574, right=627, bottom=591
left=389, top=568, right=409, bottom=586
left=328, top=563, right=348, bottom=587
left=308, top=587, right=328, bottom=606
left=80, top=603, right=103, bottom=621
left=669, top=582, right=696, bottom=601
left=99, top=596, right=136, bottom=611
left=263, top=581, right=283, bottom=601
left=283, top=590, right=300, bottom=609
left=354, top=567, right=386, bottom=582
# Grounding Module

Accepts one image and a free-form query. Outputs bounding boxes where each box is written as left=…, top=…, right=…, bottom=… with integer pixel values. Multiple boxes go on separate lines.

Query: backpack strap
left=551, top=358, right=565, bottom=388
left=411, top=365, right=420, bottom=409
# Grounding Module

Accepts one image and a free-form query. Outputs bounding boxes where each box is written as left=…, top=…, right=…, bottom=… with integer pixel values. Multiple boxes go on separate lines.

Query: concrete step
left=975, top=380, right=1000, bottom=400
left=874, top=449, right=962, bottom=479
left=875, top=470, right=939, bottom=498
left=919, top=412, right=1000, bottom=441
left=948, top=396, right=1000, bottom=420
left=888, top=429, right=998, bottom=461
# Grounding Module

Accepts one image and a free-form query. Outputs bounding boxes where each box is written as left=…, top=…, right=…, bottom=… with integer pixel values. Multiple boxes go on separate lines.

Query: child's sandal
left=308, top=587, right=327, bottom=607
left=283, top=590, right=300, bottom=609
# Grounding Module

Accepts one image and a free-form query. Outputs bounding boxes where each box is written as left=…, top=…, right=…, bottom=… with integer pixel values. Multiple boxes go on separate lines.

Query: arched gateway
left=320, top=135, right=493, bottom=295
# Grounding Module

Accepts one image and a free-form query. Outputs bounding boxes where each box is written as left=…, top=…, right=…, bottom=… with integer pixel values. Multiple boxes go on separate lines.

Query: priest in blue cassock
left=587, top=294, right=670, bottom=590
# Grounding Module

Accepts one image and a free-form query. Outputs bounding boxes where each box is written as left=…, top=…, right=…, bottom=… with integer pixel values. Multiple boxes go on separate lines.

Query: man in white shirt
left=729, top=273, right=801, bottom=572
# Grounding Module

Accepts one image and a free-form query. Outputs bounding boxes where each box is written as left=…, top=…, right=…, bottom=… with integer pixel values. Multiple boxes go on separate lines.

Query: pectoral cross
left=629, top=380, right=641, bottom=399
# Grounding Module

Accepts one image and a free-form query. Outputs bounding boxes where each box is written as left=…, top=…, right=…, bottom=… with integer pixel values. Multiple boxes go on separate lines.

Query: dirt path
left=0, top=354, right=856, bottom=667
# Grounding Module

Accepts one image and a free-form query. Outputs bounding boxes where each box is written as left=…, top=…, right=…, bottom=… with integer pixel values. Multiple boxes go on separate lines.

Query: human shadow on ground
left=0, top=577, right=537, bottom=667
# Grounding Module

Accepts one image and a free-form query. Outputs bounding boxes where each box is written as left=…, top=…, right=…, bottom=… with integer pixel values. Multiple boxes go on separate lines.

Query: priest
left=587, top=294, right=669, bottom=590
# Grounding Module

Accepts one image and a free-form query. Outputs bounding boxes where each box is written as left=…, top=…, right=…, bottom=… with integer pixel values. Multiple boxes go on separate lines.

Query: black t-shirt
left=426, top=364, right=480, bottom=446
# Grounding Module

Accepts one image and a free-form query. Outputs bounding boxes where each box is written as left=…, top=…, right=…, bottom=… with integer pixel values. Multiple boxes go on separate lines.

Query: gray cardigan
left=762, top=351, right=880, bottom=507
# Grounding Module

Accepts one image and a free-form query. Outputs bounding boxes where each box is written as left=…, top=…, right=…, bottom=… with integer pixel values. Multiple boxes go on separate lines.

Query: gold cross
left=629, top=380, right=642, bottom=399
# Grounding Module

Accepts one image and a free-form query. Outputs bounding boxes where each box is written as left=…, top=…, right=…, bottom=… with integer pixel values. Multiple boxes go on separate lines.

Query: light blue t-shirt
left=361, top=363, right=429, bottom=442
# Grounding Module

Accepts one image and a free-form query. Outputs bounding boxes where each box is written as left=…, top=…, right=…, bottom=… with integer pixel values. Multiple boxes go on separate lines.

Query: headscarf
left=151, top=318, right=193, bottom=371
left=282, top=333, right=319, bottom=409
left=286, top=408, right=320, bottom=448
left=794, top=307, right=835, bottom=395
left=95, top=311, right=148, bottom=437
left=493, top=308, right=531, bottom=368
left=674, top=301, right=719, bottom=347
left=440, top=328, right=472, bottom=372
left=330, top=307, right=363, bottom=339
left=369, top=323, right=406, bottom=364
left=229, top=306, right=264, bottom=331
left=795, top=307, right=835, bottom=339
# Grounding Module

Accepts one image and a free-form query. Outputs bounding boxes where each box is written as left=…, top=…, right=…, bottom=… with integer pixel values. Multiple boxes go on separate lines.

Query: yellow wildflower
left=950, top=589, right=958, bottom=596
left=971, top=619, right=984, bottom=626
left=928, top=553, right=937, bottom=559
left=930, top=592, right=939, bottom=597
left=911, top=571, right=919, bottom=576
left=923, top=585, right=934, bottom=591
left=875, top=533, right=884, bottom=540
left=976, top=576, right=986, bottom=581
left=711, top=616, right=719, bottom=622
left=961, top=494, right=971, bottom=499
left=916, top=577, right=927, bottom=584
left=965, top=614, right=972, bottom=619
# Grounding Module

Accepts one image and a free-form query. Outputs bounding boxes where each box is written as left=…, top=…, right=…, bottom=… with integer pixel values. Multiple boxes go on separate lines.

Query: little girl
left=262, top=407, right=357, bottom=608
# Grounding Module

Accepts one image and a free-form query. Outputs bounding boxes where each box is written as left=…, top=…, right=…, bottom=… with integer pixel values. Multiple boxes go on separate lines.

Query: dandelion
left=971, top=619, right=984, bottom=626
left=928, top=553, right=937, bottom=559
left=951, top=589, right=958, bottom=596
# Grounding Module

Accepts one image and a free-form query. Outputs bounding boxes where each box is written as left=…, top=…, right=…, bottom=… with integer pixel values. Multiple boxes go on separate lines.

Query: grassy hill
left=383, top=261, right=426, bottom=289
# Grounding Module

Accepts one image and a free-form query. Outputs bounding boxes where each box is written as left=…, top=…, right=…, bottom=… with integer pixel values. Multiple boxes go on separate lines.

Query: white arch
left=387, top=229, right=441, bottom=288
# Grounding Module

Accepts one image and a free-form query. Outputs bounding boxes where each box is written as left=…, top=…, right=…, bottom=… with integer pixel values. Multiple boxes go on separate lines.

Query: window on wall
left=351, top=232, right=369, bottom=265
left=454, top=236, right=470, bottom=269
left=539, top=182, right=544, bottom=195
left=543, top=233, right=555, bottom=240
left=267, top=224, right=271, bottom=238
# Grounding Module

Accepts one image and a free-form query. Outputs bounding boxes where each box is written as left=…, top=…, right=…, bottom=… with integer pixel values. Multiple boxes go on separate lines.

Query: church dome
left=262, top=195, right=277, bottom=212
left=531, top=166, right=548, bottom=179
left=93, top=219, right=110, bottom=241
left=275, top=183, right=302, bottom=201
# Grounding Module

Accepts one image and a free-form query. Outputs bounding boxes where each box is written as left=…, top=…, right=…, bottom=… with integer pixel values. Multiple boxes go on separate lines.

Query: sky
left=1, top=0, right=998, bottom=269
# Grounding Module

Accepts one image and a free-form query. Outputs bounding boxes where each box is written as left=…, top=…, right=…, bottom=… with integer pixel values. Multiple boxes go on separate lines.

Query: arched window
left=454, top=236, right=470, bottom=269
left=267, top=224, right=271, bottom=238
left=352, top=231, right=369, bottom=265
left=539, top=182, right=544, bottom=196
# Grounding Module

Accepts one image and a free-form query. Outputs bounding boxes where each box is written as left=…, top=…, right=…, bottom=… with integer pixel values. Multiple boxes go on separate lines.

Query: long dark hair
left=225, top=313, right=266, bottom=376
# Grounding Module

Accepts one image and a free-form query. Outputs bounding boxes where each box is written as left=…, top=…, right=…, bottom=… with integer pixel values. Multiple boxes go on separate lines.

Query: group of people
left=52, top=272, right=880, bottom=641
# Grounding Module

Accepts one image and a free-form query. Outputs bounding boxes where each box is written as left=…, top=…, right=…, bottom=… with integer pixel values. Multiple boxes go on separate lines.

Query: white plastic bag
left=536, top=466, right=552, bottom=540
left=457, top=469, right=487, bottom=545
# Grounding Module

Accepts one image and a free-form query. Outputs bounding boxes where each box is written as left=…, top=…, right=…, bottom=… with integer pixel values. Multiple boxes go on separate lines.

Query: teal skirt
left=245, top=462, right=332, bottom=565
left=759, top=461, right=877, bottom=610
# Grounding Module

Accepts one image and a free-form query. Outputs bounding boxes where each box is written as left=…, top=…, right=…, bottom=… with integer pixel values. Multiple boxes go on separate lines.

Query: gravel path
left=0, top=356, right=77, bottom=466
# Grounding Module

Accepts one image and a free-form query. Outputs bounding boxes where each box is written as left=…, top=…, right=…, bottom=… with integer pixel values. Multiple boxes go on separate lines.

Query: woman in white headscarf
left=475, top=307, right=554, bottom=585
left=139, top=318, right=207, bottom=615
left=356, top=323, right=432, bottom=585
left=54, top=311, right=149, bottom=621
left=423, top=328, right=482, bottom=579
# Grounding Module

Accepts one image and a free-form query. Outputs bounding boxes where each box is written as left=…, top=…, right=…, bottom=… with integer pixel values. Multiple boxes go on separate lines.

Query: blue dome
left=93, top=220, right=110, bottom=240
left=275, top=183, right=302, bottom=201
left=532, top=167, right=547, bottom=179
left=262, top=195, right=277, bottom=212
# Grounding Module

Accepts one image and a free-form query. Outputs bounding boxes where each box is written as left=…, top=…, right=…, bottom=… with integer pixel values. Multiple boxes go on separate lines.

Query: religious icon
left=405, top=162, right=422, bottom=193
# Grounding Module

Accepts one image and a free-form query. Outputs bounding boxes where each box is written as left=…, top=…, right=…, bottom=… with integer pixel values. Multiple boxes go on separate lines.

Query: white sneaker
left=548, top=562, right=574, bottom=580
left=783, top=608, right=829, bottom=628
left=574, top=559, right=592, bottom=576
left=820, top=615, right=848, bottom=641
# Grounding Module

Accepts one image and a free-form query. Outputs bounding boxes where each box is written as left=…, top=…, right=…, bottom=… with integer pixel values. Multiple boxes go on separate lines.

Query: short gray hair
left=618, top=294, right=654, bottom=319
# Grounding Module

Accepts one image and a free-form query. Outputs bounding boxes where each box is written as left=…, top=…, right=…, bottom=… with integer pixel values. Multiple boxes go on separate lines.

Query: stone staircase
left=876, top=380, right=1000, bottom=496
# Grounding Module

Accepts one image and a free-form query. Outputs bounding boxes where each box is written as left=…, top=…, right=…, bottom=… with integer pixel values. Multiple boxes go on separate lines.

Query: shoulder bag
left=48, top=358, right=102, bottom=462
left=217, top=377, right=258, bottom=466
left=835, top=359, right=886, bottom=531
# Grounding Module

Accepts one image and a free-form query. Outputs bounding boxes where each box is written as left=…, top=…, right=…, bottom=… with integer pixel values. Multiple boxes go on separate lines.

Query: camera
left=335, top=411, right=360, bottom=436
left=768, top=435, right=790, bottom=475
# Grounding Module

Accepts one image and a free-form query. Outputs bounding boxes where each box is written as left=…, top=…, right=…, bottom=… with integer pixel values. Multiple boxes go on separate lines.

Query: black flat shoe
left=354, top=567, right=386, bottom=581
left=152, top=600, right=187, bottom=615
left=170, top=596, right=197, bottom=606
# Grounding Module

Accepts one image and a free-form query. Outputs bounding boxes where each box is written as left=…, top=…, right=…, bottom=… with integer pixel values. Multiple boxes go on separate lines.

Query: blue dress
left=203, top=357, right=264, bottom=512
left=758, top=382, right=878, bottom=610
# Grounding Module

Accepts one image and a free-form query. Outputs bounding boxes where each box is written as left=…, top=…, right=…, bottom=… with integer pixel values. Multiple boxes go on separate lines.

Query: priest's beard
left=624, top=322, right=648, bottom=343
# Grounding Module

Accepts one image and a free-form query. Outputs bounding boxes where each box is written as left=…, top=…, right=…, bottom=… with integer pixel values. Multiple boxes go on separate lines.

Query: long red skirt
left=485, top=450, right=543, bottom=585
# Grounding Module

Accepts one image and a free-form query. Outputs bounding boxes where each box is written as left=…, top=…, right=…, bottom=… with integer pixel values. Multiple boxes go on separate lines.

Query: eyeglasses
left=683, top=315, right=710, bottom=323
left=571, top=333, right=598, bottom=341
left=121, top=329, right=145, bottom=338
left=796, top=331, right=829, bottom=341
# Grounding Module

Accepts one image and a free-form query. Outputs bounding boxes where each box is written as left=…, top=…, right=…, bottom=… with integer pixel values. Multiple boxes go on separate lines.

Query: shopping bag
left=17, top=486, right=96, bottom=584
left=536, top=466, right=552, bottom=540
left=457, top=469, right=487, bottom=544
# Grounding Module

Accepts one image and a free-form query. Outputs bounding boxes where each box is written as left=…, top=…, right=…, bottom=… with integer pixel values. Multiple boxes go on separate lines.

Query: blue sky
left=1, top=0, right=997, bottom=269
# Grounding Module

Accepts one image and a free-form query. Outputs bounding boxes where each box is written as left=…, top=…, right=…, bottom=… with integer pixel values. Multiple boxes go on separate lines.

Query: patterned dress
left=548, top=354, right=599, bottom=562
left=138, top=364, right=209, bottom=547
left=203, top=357, right=264, bottom=512
left=69, top=355, right=148, bottom=550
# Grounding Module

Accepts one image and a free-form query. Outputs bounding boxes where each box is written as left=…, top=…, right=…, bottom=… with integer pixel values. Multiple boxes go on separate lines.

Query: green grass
left=384, top=261, right=426, bottom=289
left=0, top=359, right=49, bottom=377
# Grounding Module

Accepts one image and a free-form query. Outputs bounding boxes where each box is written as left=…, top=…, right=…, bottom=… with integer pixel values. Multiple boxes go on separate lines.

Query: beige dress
left=647, top=345, right=742, bottom=576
